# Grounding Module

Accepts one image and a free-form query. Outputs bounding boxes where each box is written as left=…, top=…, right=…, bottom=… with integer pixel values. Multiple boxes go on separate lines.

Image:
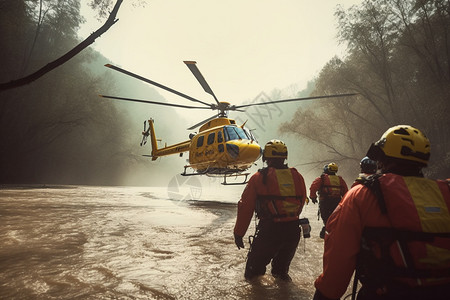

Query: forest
left=0, top=0, right=449, bottom=185
left=281, top=0, right=450, bottom=180
left=0, top=0, right=175, bottom=185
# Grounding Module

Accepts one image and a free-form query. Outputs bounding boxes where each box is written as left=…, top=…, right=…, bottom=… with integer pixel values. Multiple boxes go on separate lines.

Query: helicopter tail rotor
left=141, top=120, right=150, bottom=146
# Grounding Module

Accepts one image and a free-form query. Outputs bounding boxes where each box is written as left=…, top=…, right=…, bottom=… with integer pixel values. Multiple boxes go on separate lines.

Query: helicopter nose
left=225, top=141, right=262, bottom=162
left=239, top=142, right=262, bottom=163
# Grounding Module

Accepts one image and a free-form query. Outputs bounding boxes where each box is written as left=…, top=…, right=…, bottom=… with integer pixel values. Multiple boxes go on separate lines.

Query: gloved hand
left=234, top=233, right=244, bottom=249
left=310, top=197, right=318, bottom=204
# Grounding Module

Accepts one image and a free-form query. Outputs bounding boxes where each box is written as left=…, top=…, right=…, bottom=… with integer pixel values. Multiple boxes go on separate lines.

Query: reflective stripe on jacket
left=314, top=173, right=450, bottom=299
left=233, top=167, right=307, bottom=237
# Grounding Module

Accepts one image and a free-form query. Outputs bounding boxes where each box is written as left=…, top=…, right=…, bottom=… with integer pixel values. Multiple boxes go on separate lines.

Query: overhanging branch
left=0, top=0, right=123, bottom=92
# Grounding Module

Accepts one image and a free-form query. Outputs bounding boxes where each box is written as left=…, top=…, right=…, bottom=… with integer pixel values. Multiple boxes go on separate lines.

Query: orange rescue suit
left=234, top=167, right=307, bottom=237
left=309, top=173, right=348, bottom=201
left=314, top=173, right=450, bottom=299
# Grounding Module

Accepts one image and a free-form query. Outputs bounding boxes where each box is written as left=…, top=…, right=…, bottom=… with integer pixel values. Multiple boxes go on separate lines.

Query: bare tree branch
left=0, top=0, right=123, bottom=92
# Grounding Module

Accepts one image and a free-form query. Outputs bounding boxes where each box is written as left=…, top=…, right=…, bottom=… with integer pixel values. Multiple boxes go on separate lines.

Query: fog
left=78, top=0, right=363, bottom=104
left=4, top=1, right=447, bottom=187
left=0, top=1, right=364, bottom=187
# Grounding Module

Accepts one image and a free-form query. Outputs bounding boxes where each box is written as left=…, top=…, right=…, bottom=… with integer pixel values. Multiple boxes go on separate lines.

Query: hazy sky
left=79, top=0, right=362, bottom=109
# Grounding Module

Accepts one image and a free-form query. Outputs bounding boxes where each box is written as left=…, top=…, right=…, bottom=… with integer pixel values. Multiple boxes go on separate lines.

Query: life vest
left=351, top=173, right=373, bottom=188
left=356, top=174, right=450, bottom=294
left=255, top=168, right=304, bottom=222
left=320, top=174, right=343, bottom=198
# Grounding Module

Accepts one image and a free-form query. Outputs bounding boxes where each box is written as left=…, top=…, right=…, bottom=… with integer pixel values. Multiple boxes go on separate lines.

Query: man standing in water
left=314, top=125, right=450, bottom=300
left=233, top=140, right=307, bottom=281
left=309, top=163, right=348, bottom=238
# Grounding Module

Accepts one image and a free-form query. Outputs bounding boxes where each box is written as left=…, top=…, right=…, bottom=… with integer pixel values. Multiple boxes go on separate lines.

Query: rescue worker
left=233, top=139, right=307, bottom=281
left=314, top=125, right=450, bottom=300
left=351, top=156, right=378, bottom=188
left=309, top=163, right=348, bottom=238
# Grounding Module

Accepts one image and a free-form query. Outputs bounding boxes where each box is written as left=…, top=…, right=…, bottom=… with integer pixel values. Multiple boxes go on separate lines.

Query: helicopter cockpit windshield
left=224, top=126, right=250, bottom=141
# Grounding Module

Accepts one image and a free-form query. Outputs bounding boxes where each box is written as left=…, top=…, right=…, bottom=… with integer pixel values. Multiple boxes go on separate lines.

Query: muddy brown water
left=0, top=184, right=353, bottom=299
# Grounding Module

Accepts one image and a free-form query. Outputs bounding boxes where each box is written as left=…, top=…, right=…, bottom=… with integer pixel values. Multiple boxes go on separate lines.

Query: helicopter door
left=205, top=132, right=216, bottom=161
left=193, top=135, right=205, bottom=163
left=217, top=130, right=224, bottom=153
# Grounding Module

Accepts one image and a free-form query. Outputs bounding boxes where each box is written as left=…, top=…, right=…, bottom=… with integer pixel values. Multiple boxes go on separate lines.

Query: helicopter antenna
left=184, top=61, right=220, bottom=105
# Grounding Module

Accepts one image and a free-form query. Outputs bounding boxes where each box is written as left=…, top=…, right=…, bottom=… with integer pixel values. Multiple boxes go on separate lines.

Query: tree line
left=280, top=0, right=450, bottom=180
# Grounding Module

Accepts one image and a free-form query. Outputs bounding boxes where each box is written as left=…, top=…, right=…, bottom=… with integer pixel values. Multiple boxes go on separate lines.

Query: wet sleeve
left=314, top=187, right=368, bottom=299
left=233, top=175, right=258, bottom=237
left=309, top=177, right=321, bottom=198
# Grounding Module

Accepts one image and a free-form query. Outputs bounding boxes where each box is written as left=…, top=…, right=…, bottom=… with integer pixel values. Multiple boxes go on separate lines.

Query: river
left=0, top=181, right=350, bottom=299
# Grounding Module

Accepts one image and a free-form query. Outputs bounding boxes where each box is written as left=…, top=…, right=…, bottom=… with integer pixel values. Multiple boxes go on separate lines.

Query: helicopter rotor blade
left=229, top=107, right=247, bottom=112
left=99, top=95, right=212, bottom=110
left=234, top=93, right=358, bottom=109
left=184, top=61, right=220, bottom=105
left=187, top=115, right=219, bottom=130
left=104, top=64, right=212, bottom=107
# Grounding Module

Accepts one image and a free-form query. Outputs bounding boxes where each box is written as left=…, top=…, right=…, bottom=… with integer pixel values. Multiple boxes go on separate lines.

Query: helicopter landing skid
left=221, top=173, right=250, bottom=185
left=180, top=165, right=209, bottom=177
left=180, top=166, right=249, bottom=185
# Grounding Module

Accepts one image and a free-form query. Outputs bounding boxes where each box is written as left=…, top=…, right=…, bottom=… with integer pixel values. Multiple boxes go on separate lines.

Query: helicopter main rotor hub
left=212, top=101, right=232, bottom=117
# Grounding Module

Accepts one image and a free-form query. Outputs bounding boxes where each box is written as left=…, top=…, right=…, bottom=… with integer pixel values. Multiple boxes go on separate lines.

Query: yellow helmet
left=327, top=162, right=338, bottom=173
left=263, top=139, right=287, bottom=161
left=367, top=125, right=430, bottom=166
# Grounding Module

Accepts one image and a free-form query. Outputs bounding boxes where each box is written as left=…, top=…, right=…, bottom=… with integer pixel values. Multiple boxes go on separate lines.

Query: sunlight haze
left=79, top=0, right=362, bottom=111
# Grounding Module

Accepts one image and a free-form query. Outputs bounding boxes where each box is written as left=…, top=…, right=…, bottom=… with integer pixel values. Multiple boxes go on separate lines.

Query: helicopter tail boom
left=146, top=119, right=191, bottom=160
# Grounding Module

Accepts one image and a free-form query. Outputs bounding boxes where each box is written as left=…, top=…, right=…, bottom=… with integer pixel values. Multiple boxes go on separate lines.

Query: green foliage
left=281, top=0, right=450, bottom=180
left=88, top=0, right=115, bottom=19
left=88, top=0, right=146, bottom=20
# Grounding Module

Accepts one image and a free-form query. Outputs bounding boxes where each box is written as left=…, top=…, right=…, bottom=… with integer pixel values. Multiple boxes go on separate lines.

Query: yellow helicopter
left=100, top=61, right=356, bottom=184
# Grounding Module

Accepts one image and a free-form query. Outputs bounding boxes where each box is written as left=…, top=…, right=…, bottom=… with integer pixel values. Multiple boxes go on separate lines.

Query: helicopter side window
left=224, top=126, right=237, bottom=141
left=207, top=132, right=215, bottom=145
left=196, top=135, right=204, bottom=147
left=223, top=127, right=230, bottom=141
left=217, top=131, right=223, bottom=143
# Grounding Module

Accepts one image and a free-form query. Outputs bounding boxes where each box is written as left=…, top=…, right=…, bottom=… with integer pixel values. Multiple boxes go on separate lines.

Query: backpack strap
left=360, top=227, right=450, bottom=280
left=362, top=174, right=387, bottom=214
